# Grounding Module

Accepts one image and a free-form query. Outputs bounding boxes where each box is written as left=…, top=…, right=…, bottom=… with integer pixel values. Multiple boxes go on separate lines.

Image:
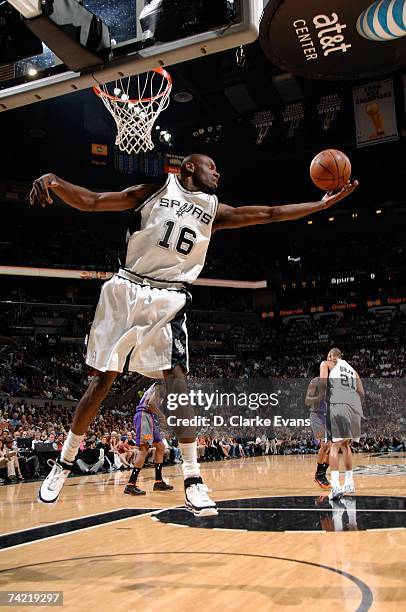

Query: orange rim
left=93, top=67, right=172, bottom=104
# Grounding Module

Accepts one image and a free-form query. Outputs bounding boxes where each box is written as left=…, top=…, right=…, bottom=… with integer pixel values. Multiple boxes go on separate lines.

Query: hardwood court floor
left=0, top=454, right=405, bottom=611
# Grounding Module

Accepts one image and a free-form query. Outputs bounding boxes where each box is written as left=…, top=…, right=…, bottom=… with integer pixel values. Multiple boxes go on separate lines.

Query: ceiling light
left=173, top=91, right=193, bottom=103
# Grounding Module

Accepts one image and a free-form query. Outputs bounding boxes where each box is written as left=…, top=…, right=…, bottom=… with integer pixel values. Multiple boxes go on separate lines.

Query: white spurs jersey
left=328, top=358, right=362, bottom=410
left=124, top=173, right=218, bottom=283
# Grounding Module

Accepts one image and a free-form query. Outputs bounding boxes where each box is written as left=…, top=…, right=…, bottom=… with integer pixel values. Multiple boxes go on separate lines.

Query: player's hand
left=29, top=173, right=58, bottom=207
left=321, top=180, right=359, bottom=209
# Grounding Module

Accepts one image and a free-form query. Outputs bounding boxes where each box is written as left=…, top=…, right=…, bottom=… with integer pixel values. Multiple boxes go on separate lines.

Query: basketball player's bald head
left=327, top=347, right=342, bottom=362
left=181, top=153, right=210, bottom=170
left=180, top=153, right=220, bottom=195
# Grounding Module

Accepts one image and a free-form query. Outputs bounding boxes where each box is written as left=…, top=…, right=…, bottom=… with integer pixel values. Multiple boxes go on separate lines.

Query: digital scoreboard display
left=113, top=150, right=165, bottom=176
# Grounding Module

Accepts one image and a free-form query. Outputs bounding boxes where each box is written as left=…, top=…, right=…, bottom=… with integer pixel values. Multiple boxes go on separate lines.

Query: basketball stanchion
left=93, top=67, right=172, bottom=154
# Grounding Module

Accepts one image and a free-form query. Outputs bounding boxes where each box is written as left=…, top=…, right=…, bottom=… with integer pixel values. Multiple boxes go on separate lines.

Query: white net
left=94, top=68, right=172, bottom=154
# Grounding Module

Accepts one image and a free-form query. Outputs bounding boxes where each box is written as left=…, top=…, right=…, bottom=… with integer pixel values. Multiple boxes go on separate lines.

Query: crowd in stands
left=1, top=300, right=405, bottom=486
left=2, top=342, right=405, bottom=401
left=2, top=307, right=405, bottom=398
left=188, top=347, right=406, bottom=379
left=0, top=343, right=140, bottom=400
left=0, top=387, right=404, bottom=485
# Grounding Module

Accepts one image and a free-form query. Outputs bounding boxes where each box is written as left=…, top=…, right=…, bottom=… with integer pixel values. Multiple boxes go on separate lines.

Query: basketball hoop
left=93, top=67, right=172, bottom=154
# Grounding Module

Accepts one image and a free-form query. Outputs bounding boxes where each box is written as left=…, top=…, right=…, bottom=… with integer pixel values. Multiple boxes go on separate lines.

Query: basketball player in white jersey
left=319, top=348, right=365, bottom=501
left=30, top=154, right=358, bottom=515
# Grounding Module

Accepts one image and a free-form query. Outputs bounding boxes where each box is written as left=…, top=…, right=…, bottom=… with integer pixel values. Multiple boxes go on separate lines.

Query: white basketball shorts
left=85, top=274, right=190, bottom=378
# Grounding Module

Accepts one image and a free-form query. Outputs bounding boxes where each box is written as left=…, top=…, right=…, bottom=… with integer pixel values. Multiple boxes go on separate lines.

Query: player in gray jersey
left=319, top=348, right=365, bottom=501
left=30, top=154, right=358, bottom=515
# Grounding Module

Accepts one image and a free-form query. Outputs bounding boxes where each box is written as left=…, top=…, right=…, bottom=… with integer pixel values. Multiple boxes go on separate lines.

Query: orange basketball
left=310, top=149, right=351, bottom=191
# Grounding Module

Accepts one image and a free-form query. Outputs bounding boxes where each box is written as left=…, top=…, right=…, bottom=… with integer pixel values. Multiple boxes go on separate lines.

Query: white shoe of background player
left=329, top=486, right=343, bottom=501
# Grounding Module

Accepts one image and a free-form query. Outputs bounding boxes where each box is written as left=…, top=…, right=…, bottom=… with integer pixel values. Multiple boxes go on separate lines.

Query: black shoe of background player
left=153, top=480, right=174, bottom=491
left=314, top=473, right=331, bottom=489
left=124, top=484, right=146, bottom=496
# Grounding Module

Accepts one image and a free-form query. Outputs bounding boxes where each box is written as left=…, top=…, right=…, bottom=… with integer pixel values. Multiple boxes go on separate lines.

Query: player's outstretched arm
left=29, top=173, right=157, bottom=212
left=213, top=180, right=358, bottom=231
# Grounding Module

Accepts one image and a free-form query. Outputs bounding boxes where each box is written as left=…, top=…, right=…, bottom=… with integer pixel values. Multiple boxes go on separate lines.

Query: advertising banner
left=260, top=0, right=406, bottom=80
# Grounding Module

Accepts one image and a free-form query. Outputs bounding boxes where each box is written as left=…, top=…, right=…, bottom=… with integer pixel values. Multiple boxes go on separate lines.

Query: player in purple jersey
left=305, top=362, right=330, bottom=489
left=124, top=382, right=173, bottom=495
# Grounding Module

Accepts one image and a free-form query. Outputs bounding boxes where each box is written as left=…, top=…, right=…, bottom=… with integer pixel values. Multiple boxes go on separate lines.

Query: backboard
left=0, top=0, right=262, bottom=111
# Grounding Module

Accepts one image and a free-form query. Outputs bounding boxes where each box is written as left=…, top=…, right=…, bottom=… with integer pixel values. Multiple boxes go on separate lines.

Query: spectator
left=0, top=440, right=12, bottom=484
left=97, top=435, right=114, bottom=471
left=3, top=437, right=23, bottom=481
left=123, top=432, right=138, bottom=465
left=109, top=433, right=129, bottom=469
left=76, top=440, right=104, bottom=474
left=47, top=432, right=58, bottom=450
left=10, top=412, right=21, bottom=429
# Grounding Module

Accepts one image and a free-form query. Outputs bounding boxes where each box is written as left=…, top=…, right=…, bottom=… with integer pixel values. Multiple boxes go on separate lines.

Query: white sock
left=61, top=431, right=83, bottom=464
left=345, top=470, right=354, bottom=486
left=331, top=470, right=340, bottom=488
left=179, top=442, right=200, bottom=480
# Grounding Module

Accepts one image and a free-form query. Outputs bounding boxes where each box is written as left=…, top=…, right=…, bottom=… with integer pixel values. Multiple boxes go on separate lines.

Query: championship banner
left=353, top=78, right=399, bottom=147
left=251, top=109, right=275, bottom=145
left=281, top=101, right=305, bottom=140
left=314, top=92, right=347, bottom=142
left=316, top=93, right=343, bottom=133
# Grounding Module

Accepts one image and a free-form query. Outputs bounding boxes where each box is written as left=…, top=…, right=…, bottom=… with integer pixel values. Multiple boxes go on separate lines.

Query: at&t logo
left=357, top=0, right=406, bottom=41
left=293, top=12, right=351, bottom=62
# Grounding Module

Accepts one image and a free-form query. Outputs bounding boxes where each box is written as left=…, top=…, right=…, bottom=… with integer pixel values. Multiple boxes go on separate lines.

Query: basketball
left=310, top=149, right=351, bottom=192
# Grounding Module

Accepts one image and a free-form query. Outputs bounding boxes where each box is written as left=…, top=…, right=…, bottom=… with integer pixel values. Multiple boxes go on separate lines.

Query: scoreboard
left=113, top=150, right=185, bottom=177
left=113, top=149, right=164, bottom=177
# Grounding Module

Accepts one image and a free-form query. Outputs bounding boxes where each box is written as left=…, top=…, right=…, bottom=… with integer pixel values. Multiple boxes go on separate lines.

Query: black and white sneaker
left=329, top=486, right=343, bottom=501
left=38, top=459, right=72, bottom=503
left=124, top=484, right=146, bottom=496
left=153, top=480, right=174, bottom=491
left=184, top=477, right=218, bottom=517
